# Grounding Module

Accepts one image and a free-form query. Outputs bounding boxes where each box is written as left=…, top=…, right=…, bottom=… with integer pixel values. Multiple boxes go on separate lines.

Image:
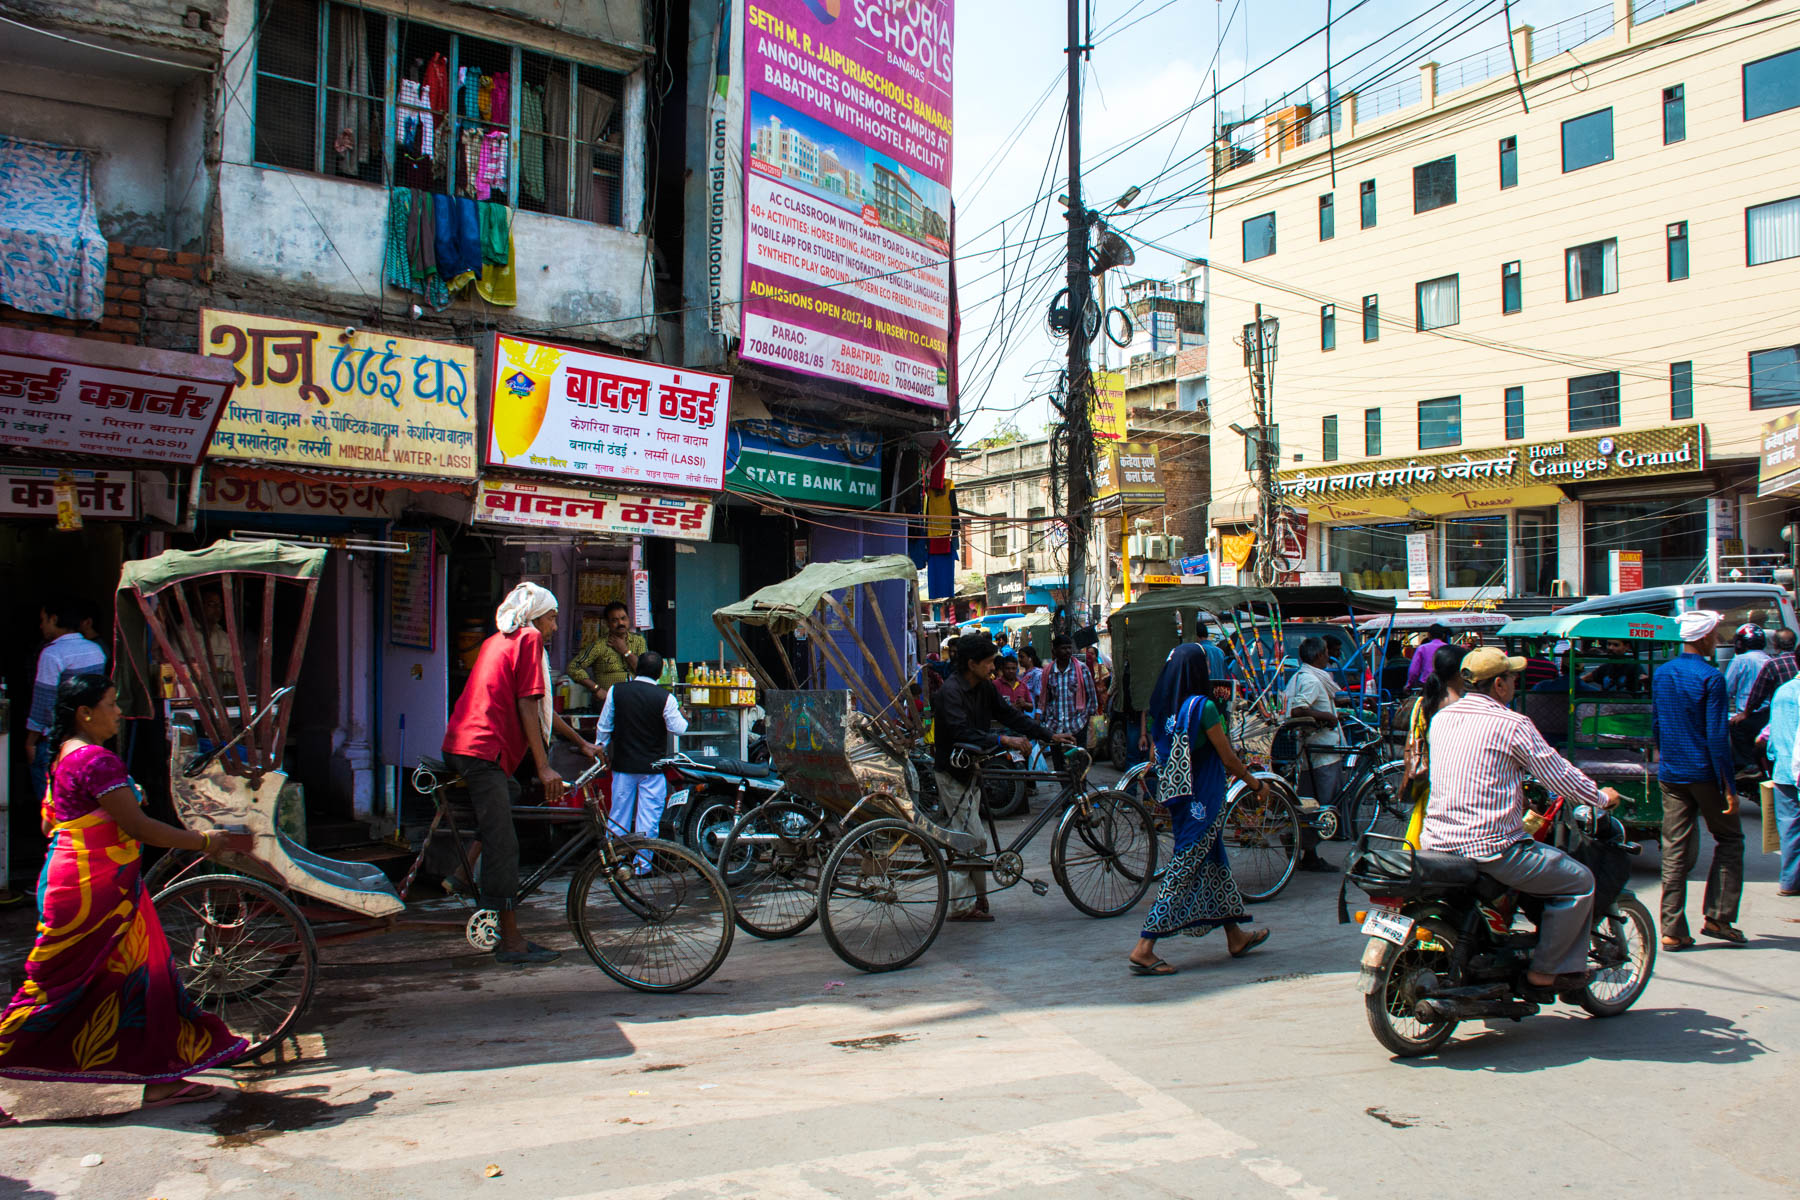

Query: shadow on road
left=1400, top=1005, right=1770, bottom=1072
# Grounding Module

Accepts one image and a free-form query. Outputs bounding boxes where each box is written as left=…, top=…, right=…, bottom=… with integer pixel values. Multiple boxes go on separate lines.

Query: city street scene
left=2, top=0, right=1799, bottom=1196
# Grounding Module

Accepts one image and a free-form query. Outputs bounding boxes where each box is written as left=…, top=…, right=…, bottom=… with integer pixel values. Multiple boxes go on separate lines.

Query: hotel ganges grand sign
left=1277, top=424, right=1705, bottom=522
left=200, top=309, right=478, bottom=480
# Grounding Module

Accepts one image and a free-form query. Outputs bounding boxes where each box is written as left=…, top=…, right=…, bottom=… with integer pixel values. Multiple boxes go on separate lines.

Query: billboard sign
left=740, top=1, right=954, bottom=408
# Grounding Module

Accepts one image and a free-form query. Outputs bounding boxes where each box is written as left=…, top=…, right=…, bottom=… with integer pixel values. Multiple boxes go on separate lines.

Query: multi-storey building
left=952, top=436, right=1059, bottom=613
left=1207, top=0, right=1800, bottom=603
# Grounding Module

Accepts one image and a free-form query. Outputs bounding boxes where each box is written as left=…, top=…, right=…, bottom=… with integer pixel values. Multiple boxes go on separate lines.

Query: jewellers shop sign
left=1280, top=424, right=1704, bottom=505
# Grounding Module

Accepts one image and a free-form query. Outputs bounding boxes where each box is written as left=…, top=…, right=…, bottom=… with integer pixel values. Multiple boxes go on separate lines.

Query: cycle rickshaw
left=117, top=541, right=735, bottom=1063
left=708, top=554, right=1159, bottom=972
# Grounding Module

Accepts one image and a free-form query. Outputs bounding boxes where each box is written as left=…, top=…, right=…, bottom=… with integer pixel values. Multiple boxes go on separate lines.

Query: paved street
left=4, top=796, right=1797, bottom=1200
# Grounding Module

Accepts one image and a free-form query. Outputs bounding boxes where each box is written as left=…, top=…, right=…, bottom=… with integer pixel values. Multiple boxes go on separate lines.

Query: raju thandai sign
left=1280, top=424, right=1704, bottom=516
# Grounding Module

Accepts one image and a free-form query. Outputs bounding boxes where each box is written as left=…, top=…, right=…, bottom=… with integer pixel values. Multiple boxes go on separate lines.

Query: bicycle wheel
left=719, top=799, right=828, bottom=939
left=1052, top=789, right=1158, bottom=917
left=142, top=848, right=221, bottom=894
left=154, top=874, right=318, bottom=1064
left=818, top=819, right=947, bottom=973
left=566, top=837, right=734, bottom=993
left=1349, top=761, right=1412, bottom=841
left=1221, top=775, right=1301, bottom=903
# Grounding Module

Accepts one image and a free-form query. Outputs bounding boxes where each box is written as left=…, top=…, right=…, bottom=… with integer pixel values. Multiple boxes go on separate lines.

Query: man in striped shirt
left=1422, top=648, right=1620, bottom=989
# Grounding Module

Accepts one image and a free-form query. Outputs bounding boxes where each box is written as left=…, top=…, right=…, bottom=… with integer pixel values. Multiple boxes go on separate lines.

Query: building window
left=1362, top=294, right=1379, bottom=342
left=1561, top=108, right=1614, bottom=172
left=1666, top=221, right=1690, bottom=280
left=1744, top=46, right=1800, bottom=121
left=1413, top=156, right=1456, bottom=213
left=1418, top=396, right=1461, bottom=449
left=1505, top=386, right=1524, bottom=440
left=1241, top=317, right=1278, bottom=366
left=1416, top=274, right=1460, bottom=330
left=1323, top=415, right=1339, bottom=462
left=1244, top=424, right=1279, bottom=470
left=1670, top=361, right=1694, bottom=420
left=1319, top=193, right=1334, bottom=241
left=1565, top=238, right=1619, bottom=301
left=253, top=0, right=630, bottom=224
left=1360, top=179, right=1377, bottom=228
left=1329, top=524, right=1408, bottom=589
left=1498, top=135, right=1517, bottom=189
left=990, top=530, right=1009, bottom=557
left=1365, top=407, right=1382, bottom=456
left=1750, top=344, right=1800, bottom=410
left=1243, top=212, right=1277, bottom=261
left=1502, top=260, right=1522, bottom=314
left=1320, top=304, right=1336, bottom=352
left=1664, top=84, right=1686, bottom=144
left=1568, top=370, right=1622, bottom=431
left=1583, top=499, right=1706, bottom=594
left=1747, top=195, right=1800, bottom=266
left=1444, top=516, right=1506, bottom=591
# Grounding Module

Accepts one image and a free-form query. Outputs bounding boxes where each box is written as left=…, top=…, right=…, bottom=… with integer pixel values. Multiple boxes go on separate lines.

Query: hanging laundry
left=477, top=131, right=509, bottom=201
left=423, top=53, right=449, bottom=117
left=478, top=72, right=495, bottom=122
left=383, top=187, right=415, bottom=291
left=927, top=555, right=954, bottom=601
left=460, top=67, right=482, bottom=119
left=490, top=71, right=510, bottom=128
left=477, top=202, right=511, bottom=266
left=519, top=82, right=547, bottom=205
left=476, top=215, right=516, bottom=308
left=458, top=128, right=482, bottom=198
left=924, top=482, right=955, bottom=554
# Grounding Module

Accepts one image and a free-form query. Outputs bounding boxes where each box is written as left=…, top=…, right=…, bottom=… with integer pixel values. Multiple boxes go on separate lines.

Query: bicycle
left=1112, top=755, right=1304, bottom=904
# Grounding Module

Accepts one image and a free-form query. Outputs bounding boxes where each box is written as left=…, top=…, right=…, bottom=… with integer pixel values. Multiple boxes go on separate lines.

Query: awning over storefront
left=1758, top=410, right=1800, bottom=497
left=0, top=326, right=234, bottom=465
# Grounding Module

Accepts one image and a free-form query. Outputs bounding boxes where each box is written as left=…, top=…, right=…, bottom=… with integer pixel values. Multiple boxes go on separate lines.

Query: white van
left=1555, top=583, right=1797, bottom=635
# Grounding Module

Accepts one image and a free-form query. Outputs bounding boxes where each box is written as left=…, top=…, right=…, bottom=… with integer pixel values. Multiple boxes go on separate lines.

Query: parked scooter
left=1346, top=784, right=1655, bottom=1057
left=657, top=752, right=786, bottom=871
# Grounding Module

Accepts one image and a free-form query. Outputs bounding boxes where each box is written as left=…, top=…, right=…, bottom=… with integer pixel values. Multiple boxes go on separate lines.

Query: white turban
left=496, top=581, right=558, bottom=633
left=1679, top=608, right=1722, bottom=643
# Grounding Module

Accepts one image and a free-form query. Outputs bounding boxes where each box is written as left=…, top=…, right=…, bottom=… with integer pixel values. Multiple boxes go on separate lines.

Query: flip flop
left=1228, top=929, right=1271, bottom=959
left=948, top=909, right=995, bottom=923
left=141, top=1082, right=220, bottom=1110
left=1129, top=957, right=1178, bottom=976
left=1701, top=922, right=1747, bottom=944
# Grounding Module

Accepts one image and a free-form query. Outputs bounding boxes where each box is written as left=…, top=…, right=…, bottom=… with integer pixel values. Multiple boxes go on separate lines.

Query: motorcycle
left=1345, top=783, right=1656, bottom=1057
left=657, top=752, right=786, bottom=877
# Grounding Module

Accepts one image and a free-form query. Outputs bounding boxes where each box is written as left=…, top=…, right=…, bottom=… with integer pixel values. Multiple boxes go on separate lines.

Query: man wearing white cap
left=1651, top=608, right=1745, bottom=948
left=443, top=582, right=600, bottom=964
left=1421, top=647, right=1619, bottom=990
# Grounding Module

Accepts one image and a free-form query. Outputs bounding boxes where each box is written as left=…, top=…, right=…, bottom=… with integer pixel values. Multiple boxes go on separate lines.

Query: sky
left=949, top=0, right=1617, bottom=442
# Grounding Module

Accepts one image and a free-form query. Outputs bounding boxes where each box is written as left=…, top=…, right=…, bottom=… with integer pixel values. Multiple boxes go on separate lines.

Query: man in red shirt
left=443, top=582, right=597, bottom=964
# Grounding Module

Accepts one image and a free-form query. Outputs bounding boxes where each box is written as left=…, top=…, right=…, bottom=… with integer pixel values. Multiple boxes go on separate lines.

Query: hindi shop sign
left=1095, top=441, right=1165, bottom=514
left=1759, top=410, right=1800, bottom=497
left=201, top=310, right=477, bottom=480
left=485, top=336, right=731, bottom=491
left=725, top=426, right=882, bottom=507
left=476, top=478, right=715, bottom=542
left=740, top=1, right=954, bottom=409
left=0, top=468, right=135, bottom=519
left=0, top=330, right=232, bottom=464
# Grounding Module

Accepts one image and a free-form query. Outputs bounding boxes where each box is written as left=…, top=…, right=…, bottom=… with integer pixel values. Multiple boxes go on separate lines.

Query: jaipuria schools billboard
left=741, top=1, right=953, bottom=409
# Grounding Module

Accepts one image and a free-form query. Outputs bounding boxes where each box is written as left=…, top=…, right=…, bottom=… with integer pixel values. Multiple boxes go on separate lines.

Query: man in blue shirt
left=1652, top=609, right=1745, bottom=947
left=1765, top=669, right=1800, bottom=897
left=1724, top=623, right=1768, bottom=714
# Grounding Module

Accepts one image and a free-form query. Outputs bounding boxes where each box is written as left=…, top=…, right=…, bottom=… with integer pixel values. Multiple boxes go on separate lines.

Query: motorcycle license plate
left=1360, top=908, right=1415, bottom=946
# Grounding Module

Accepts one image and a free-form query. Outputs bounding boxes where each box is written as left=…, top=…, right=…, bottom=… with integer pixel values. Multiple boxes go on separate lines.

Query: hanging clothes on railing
left=475, top=203, right=516, bottom=308
left=519, top=81, right=547, bottom=206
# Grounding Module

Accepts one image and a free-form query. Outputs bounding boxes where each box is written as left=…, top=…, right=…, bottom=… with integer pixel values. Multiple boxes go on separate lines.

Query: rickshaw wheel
left=566, top=837, right=735, bottom=993
left=1221, top=774, right=1302, bottom=903
left=153, top=874, right=318, bottom=1065
left=1052, top=790, right=1158, bottom=917
left=818, top=819, right=947, bottom=973
left=720, top=799, right=829, bottom=939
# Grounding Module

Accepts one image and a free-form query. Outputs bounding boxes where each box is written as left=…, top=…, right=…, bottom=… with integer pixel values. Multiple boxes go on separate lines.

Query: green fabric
left=1199, top=699, right=1222, bottom=732
left=714, top=554, right=916, bottom=636
left=479, top=202, right=511, bottom=265
left=1497, top=612, right=1681, bottom=642
left=520, top=83, right=547, bottom=204
left=383, top=188, right=415, bottom=291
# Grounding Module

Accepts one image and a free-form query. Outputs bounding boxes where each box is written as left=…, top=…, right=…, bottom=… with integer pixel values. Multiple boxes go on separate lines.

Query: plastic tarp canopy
left=1345, top=610, right=1510, bottom=631
left=114, top=540, right=329, bottom=716
left=1265, top=585, right=1398, bottom=618
left=1112, top=586, right=1278, bottom=711
left=1498, top=612, right=1682, bottom=641
left=714, top=554, right=916, bottom=636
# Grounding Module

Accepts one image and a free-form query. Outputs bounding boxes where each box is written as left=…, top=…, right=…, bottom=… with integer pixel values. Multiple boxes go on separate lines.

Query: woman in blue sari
left=1129, top=643, right=1271, bottom=975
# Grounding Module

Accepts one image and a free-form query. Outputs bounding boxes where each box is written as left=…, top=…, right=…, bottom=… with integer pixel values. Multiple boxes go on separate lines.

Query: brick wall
left=0, top=242, right=209, bottom=349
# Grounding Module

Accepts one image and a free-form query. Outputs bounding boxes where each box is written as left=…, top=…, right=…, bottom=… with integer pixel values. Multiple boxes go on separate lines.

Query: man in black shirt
left=931, top=633, right=1070, bottom=921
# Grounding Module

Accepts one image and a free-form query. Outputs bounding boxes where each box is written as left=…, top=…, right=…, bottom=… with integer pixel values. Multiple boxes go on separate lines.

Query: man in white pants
left=597, top=651, right=687, bottom=872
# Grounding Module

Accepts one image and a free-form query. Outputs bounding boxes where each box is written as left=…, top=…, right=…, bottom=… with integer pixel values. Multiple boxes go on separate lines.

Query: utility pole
left=1246, top=303, right=1281, bottom=585
left=1063, top=0, right=1095, bottom=630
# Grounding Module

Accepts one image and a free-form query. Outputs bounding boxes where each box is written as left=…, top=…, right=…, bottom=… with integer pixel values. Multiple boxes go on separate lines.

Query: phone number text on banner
left=740, top=1, right=954, bottom=409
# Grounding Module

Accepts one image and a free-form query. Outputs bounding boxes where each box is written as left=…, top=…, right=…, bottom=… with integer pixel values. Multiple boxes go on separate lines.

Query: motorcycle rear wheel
left=1579, top=896, right=1656, bottom=1018
left=1364, top=939, right=1458, bottom=1058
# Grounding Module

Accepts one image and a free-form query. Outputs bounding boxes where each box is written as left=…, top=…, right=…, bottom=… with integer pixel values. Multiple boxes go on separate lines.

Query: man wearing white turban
left=1652, top=608, right=1746, bottom=948
left=443, top=582, right=599, bottom=964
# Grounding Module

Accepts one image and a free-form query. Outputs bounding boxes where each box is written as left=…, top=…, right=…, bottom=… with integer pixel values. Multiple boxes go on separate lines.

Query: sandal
left=1129, top=957, right=1178, bottom=976
left=1228, top=929, right=1271, bottom=959
left=1661, top=936, right=1695, bottom=951
left=141, top=1081, right=221, bottom=1110
left=1701, top=922, right=1747, bottom=944
left=948, top=908, right=995, bottom=923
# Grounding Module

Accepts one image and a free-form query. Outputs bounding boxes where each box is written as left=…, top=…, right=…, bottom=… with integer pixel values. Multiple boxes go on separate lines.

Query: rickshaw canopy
left=119, top=539, right=330, bottom=595
left=1112, top=586, right=1277, bottom=710
left=1343, top=610, right=1509, bottom=632
left=1498, top=612, right=1682, bottom=642
left=1264, top=585, right=1397, bottom=619
left=713, top=553, right=916, bottom=638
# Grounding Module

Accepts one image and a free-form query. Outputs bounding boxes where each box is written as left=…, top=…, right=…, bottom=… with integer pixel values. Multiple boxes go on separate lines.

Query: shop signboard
left=986, top=569, right=1025, bottom=608
left=1406, top=531, right=1431, bottom=597
left=1299, top=570, right=1341, bottom=586
left=1178, top=553, right=1210, bottom=577
left=1278, top=424, right=1705, bottom=521
left=724, top=425, right=882, bottom=507
left=0, top=329, right=232, bottom=465
left=1142, top=574, right=1182, bottom=586
left=389, top=530, right=436, bottom=650
left=201, top=310, right=476, bottom=480
left=740, top=0, right=954, bottom=409
left=1610, top=550, right=1644, bottom=594
left=199, top=472, right=399, bottom=519
left=1095, top=441, right=1165, bottom=513
left=1759, top=410, right=1800, bottom=497
left=485, top=335, right=731, bottom=492
left=475, top=477, right=715, bottom=542
left=1092, top=370, right=1128, bottom=442
left=0, top=468, right=134, bottom=519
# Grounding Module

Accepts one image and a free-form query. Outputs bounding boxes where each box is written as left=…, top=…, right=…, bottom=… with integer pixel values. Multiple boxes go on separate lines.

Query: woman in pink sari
left=0, top=674, right=251, bottom=1122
